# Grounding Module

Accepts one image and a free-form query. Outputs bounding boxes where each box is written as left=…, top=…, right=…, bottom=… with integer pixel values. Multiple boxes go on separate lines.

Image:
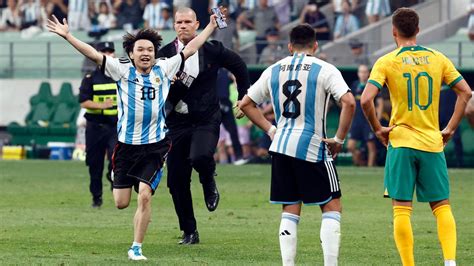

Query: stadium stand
left=6, top=82, right=80, bottom=145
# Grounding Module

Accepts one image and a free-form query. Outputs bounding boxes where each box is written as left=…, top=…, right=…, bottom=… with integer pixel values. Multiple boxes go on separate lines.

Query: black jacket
left=157, top=39, right=250, bottom=125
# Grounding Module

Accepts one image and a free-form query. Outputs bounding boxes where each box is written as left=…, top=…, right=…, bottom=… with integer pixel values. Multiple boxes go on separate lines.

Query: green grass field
left=0, top=161, right=472, bottom=265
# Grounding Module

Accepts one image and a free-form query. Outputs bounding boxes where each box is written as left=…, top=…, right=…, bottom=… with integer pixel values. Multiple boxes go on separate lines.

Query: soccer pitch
left=0, top=161, right=472, bottom=265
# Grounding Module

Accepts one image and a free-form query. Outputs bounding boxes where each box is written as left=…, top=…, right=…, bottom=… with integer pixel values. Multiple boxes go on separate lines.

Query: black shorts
left=348, top=119, right=375, bottom=142
left=270, top=152, right=341, bottom=205
left=112, top=137, right=171, bottom=194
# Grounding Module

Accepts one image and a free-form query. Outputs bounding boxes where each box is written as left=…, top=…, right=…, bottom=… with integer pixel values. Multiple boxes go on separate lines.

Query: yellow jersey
left=368, top=45, right=463, bottom=152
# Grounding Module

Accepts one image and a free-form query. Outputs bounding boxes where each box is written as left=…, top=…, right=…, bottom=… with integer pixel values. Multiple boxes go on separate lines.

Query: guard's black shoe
left=203, top=179, right=219, bottom=212
left=178, top=231, right=200, bottom=245
left=92, top=197, right=103, bottom=208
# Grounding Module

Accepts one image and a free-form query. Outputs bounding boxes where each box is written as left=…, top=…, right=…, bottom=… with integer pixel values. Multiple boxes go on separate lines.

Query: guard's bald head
left=175, top=7, right=197, bottom=21
left=174, top=7, right=200, bottom=44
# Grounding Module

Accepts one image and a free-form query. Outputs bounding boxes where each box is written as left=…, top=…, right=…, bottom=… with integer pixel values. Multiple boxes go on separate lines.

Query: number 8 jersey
left=102, top=54, right=183, bottom=145
left=247, top=53, right=350, bottom=162
left=368, top=45, right=463, bottom=152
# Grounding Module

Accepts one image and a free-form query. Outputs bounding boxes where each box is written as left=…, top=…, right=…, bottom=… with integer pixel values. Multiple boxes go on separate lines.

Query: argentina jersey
left=247, top=53, right=350, bottom=162
left=102, top=54, right=183, bottom=145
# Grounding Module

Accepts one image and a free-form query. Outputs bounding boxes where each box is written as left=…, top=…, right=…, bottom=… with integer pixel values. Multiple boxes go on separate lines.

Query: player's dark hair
left=392, top=7, right=419, bottom=38
left=290, top=24, right=316, bottom=49
left=123, top=29, right=163, bottom=59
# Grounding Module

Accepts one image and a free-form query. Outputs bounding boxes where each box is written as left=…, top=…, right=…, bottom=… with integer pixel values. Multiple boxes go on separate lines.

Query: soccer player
left=360, top=8, right=472, bottom=266
left=239, top=24, right=356, bottom=266
left=47, top=13, right=221, bottom=260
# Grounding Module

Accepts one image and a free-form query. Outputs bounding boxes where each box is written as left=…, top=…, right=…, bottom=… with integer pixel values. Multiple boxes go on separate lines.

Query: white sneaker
left=128, top=246, right=147, bottom=260
left=233, top=158, right=249, bottom=166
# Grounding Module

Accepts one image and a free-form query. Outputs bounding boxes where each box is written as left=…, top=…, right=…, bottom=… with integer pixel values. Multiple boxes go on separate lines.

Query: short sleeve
left=102, top=55, right=128, bottom=81
left=156, top=53, right=184, bottom=80
left=247, top=68, right=271, bottom=105
left=78, top=73, right=93, bottom=103
left=324, top=66, right=350, bottom=102
left=441, top=53, right=463, bottom=88
left=367, top=57, right=386, bottom=90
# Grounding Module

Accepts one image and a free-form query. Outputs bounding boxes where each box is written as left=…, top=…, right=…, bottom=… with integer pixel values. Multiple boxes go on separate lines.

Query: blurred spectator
left=213, top=1, right=240, bottom=51
left=191, top=0, right=210, bottom=29
left=349, top=38, right=370, bottom=66
left=229, top=0, right=248, bottom=20
left=19, top=0, right=40, bottom=30
left=143, top=0, right=168, bottom=30
left=244, top=0, right=258, bottom=10
left=439, top=87, right=464, bottom=167
left=95, top=2, right=116, bottom=29
left=365, top=0, right=390, bottom=24
left=157, top=5, right=173, bottom=30
left=50, top=0, right=68, bottom=23
left=317, top=52, right=328, bottom=61
left=174, top=0, right=190, bottom=8
left=468, top=2, right=474, bottom=41
left=334, top=0, right=359, bottom=39
left=68, top=0, right=91, bottom=31
left=258, top=27, right=286, bottom=65
left=272, top=0, right=290, bottom=25
left=332, top=0, right=358, bottom=20
left=347, top=64, right=382, bottom=166
left=0, top=0, right=20, bottom=31
left=299, top=0, right=330, bottom=41
left=237, top=0, right=279, bottom=60
left=114, top=0, right=144, bottom=30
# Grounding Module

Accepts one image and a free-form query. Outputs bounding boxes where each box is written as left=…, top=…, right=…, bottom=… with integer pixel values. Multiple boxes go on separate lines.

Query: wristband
left=333, top=136, right=345, bottom=145
left=267, top=125, right=276, bottom=136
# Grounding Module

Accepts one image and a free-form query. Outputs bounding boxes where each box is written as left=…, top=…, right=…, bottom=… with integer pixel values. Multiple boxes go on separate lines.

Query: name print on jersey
left=279, top=63, right=312, bottom=72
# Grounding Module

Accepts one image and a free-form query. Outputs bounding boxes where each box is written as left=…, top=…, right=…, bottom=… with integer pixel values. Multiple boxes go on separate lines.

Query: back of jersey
left=260, top=53, right=349, bottom=162
left=368, top=46, right=462, bottom=152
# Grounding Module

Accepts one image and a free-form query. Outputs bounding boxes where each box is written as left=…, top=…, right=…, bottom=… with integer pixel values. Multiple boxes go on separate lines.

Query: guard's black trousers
left=166, top=113, right=220, bottom=234
left=85, top=121, right=117, bottom=200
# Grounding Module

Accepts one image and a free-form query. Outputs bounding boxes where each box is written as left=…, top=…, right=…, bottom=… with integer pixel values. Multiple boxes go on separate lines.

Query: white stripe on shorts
left=325, top=161, right=339, bottom=192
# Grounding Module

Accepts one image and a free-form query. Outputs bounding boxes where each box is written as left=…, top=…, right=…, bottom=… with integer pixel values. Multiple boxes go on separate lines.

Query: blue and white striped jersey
left=69, top=0, right=88, bottom=12
left=103, top=54, right=182, bottom=145
left=247, top=53, right=350, bottom=162
left=143, top=3, right=168, bottom=29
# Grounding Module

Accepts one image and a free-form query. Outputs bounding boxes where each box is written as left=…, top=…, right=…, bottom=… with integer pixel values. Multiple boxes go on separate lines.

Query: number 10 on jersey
left=403, top=72, right=433, bottom=111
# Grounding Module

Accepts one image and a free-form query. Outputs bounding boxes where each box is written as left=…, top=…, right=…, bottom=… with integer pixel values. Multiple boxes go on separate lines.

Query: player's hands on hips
left=375, top=125, right=396, bottom=147
left=47, top=15, right=70, bottom=39
left=233, top=101, right=245, bottom=119
left=322, top=138, right=342, bottom=159
left=441, top=127, right=454, bottom=146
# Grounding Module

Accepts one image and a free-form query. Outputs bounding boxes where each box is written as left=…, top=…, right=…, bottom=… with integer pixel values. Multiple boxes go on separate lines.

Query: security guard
left=78, top=41, right=118, bottom=208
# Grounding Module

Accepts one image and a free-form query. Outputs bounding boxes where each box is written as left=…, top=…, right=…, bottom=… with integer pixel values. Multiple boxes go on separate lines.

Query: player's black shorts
left=270, top=152, right=341, bottom=205
left=112, top=137, right=171, bottom=194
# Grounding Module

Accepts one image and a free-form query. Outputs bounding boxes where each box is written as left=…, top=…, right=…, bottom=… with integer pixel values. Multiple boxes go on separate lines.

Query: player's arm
left=322, top=92, right=355, bottom=158
left=375, top=96, right=384, bottom=121
left=442, top=79, right=472, bottom=144
left=181, top=14, right=220, bottom=60
left=335, top=92, right=356, bottom=142
left=239, top=96, right=275, bottom=139
left=361, top=83, right=394, bottom=146
left=47, top=15, right=103, bottom=65
left=238, top=70, right=275, bottom=139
